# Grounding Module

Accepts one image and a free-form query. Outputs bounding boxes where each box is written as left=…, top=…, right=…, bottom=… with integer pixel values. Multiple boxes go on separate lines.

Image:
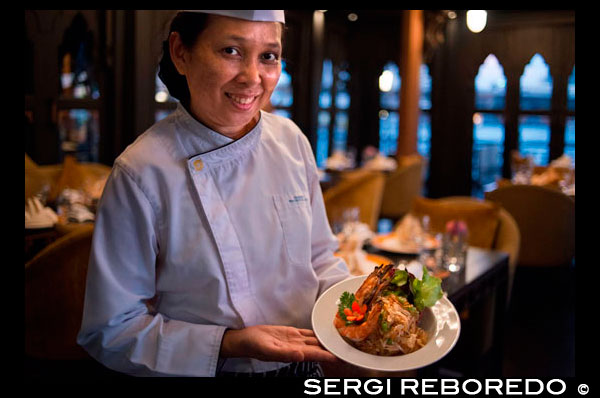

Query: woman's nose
left=236, top=59, right=261, bottom=86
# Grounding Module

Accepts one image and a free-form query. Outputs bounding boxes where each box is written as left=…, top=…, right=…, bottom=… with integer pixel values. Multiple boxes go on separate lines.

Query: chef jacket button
left=193, top=159, right=204, bottom=171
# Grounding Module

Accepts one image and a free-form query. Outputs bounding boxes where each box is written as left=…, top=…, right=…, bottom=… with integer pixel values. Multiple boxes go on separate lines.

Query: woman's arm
left=77, top=163, right=228, bottom=377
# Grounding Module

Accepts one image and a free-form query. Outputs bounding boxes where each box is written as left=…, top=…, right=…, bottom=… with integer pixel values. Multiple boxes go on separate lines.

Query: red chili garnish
left=345, top=300, right=367, bottom=323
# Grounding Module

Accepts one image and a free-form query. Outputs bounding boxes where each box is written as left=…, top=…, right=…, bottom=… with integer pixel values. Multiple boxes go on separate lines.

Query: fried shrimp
left=334, top=263, right=443, bottom=356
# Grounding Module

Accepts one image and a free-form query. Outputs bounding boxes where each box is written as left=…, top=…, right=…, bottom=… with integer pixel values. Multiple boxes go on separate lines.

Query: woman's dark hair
left=158, top=12, right=209, bottom=105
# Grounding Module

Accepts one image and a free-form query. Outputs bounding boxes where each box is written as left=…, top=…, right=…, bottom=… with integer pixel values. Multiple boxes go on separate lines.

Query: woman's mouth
left=226, top=93, right=259, bottom=110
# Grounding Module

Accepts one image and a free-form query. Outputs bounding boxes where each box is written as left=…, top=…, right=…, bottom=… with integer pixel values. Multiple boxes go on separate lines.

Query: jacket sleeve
left=77, top=163, right=227, bottom=377
left=302, top=143, right=351, bottom=296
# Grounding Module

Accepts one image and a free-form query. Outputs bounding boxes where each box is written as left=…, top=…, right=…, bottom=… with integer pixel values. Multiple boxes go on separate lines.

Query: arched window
left=56, top=12, right=101, bottom=162
left=270, top=60, right=294, bottom=118
left=316, top=59, right=351, bottom=168
left=518, top=53, right=553, bottom=165
left=472, top=54, right=507, bottom=197
left=564, top=66, right=575, bottom=160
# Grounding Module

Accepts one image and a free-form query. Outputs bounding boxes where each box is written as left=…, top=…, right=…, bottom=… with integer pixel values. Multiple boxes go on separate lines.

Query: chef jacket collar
left=174, top=103, right=262, bottom=166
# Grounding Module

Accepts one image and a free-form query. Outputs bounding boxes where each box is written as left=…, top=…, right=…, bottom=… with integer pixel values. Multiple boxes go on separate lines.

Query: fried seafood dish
left=334, top=263, right=443, bottom=356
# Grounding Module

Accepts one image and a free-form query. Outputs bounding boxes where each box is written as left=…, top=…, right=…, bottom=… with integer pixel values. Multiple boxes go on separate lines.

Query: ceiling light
left=466, top=10, right=487, bottom=33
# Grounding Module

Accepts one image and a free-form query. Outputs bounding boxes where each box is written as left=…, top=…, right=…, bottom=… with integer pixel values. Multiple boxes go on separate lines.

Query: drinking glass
left=441, top=232, right=467, bottom=273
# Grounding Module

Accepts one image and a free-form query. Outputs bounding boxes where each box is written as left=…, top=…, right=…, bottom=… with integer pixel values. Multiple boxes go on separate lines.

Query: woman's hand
left=220, top=325, right=338, bottom=363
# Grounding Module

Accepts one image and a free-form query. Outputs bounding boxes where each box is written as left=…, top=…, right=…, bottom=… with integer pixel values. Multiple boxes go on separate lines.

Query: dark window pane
left=567, top=66, right=575, bottom=111
left=271, top=60, right=293, bottom=108
left=58, top=13, right=99, bottom=100
left=472, top=112, right=505, bottom=196
left=316, top=111, right=331, bottom=168
left=333, top=112, right=349, bottom=152
left=418, top=111, right=431, bottom=160
left=564, top=117, right=575, bottom=161
left=57, top=109, right=99, bottom=162
left=378, top=111, right=399, bottom=156
left=419, top=64, right=432, bottom=110
left=519, top=114, right=550, bottom=165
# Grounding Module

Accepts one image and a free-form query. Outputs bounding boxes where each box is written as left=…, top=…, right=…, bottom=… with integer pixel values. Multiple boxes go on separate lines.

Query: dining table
left=320, top=243, right=509, bottom=378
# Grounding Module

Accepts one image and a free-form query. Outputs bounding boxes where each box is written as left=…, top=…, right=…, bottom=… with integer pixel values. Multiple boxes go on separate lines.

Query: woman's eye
left=223, top=47, right=240, bottom=56
left=262, top=53, right=280, bottom=63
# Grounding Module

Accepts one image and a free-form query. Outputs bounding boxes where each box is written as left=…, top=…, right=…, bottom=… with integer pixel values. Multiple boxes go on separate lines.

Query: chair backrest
left=25, top=153, right=38, bottom=170
left=379, top=157, right=425, bottom=220
left=25, top=224, right=95, bottom=360
left=25, top=158, right=112, bottom=203
left=323, top=169, right=386, bottom=231
left=410, top=196, right=502, bottom=249
left=25, top=165, right=63, bottom=202
left=485, top=184, right=575, bottom=267
left=494, top=206, right=521, bottom=300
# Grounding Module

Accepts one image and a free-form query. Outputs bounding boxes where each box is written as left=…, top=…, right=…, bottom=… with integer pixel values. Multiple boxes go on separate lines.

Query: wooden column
left=397, top=10, right=424, bottom=158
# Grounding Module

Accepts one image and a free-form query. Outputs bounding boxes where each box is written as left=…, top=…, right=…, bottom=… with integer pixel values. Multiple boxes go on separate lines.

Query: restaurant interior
left=25, top=10, right=576, bottom=380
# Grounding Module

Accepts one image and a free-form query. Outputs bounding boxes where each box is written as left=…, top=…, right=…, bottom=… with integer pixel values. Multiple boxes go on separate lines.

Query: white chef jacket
left=77, top=103, right=350, bottom=377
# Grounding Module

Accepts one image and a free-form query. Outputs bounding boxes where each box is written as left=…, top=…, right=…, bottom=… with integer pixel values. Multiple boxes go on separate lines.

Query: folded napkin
left=362, top=153, right=397, bottom=171
left=395, top=214, right=424, bottom=249
left=25, top=197, right=58, bottom=229
left=394, top=214, right=440, bottom=251
left=338, top=221, right=374, bottom=251
left=336, top=221, right=375, bottom=275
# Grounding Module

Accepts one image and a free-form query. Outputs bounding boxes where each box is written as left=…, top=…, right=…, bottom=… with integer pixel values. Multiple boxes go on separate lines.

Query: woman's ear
left=169, top=32, right=187, bottom=76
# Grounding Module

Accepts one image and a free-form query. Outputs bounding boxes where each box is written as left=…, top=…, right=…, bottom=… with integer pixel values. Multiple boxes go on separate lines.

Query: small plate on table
left=312, top=275, right=460, bottom=372
left=370, top=233, right=420, bottom=255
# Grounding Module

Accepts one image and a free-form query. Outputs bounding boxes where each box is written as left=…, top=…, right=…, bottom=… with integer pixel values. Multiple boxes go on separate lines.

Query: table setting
left=510, top=153, right=575, bottom=197
left=25, top=186, right=98, bottom=262
left=333, top=208, right=393, bottom=276
left=325, top=149, right=356, bottom=171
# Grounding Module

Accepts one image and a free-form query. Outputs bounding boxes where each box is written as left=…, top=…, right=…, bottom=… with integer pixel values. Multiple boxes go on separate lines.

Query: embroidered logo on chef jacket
left=288, top=195, right=308, bottom=203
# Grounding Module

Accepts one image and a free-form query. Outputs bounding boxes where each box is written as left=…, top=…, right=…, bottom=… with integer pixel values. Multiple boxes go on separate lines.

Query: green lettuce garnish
left=410, top=265, right=444, bottom=311
left=390, top=269, right=409, bottom=286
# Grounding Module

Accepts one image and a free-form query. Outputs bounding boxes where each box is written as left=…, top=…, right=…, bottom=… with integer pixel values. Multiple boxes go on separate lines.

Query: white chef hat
left=181, top=10, right=285, bottom=24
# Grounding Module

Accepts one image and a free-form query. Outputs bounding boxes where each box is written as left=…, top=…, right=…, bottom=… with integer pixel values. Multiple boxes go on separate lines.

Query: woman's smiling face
left=170, top=15, right=282, bottom=139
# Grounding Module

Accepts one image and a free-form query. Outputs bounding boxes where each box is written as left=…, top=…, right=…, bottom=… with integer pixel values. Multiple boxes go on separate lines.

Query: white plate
left=370, top=233, right=440, bottom=255
left=370, top=233, right=420, bottom=254
left=312, top=275, right=460, bottom=372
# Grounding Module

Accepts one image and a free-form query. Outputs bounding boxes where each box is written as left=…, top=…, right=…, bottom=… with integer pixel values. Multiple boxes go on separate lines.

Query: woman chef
left=77, top=10, right=350, bottom=377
